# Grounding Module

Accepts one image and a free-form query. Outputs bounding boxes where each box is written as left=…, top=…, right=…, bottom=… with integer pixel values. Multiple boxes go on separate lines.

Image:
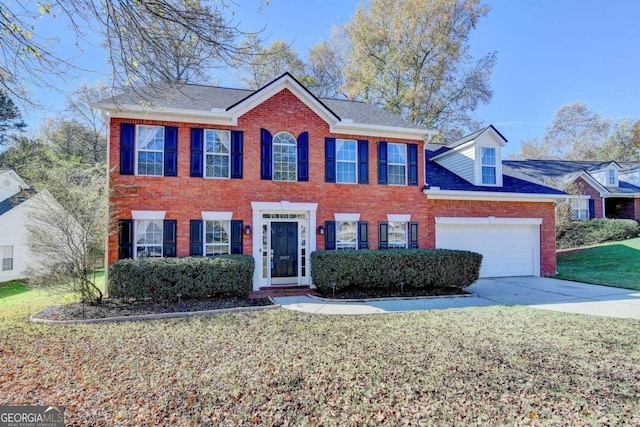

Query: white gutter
left=423, top=188, right=587, bottom=203
left=91, top=102, right=236, bottom=125
left=330, top=122, right=437, bottom=141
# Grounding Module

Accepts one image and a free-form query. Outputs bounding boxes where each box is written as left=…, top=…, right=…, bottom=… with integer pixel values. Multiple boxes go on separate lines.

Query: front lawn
left=557, top=237, right=640, bottom=291
left=1, top=284, right=639, bottom=425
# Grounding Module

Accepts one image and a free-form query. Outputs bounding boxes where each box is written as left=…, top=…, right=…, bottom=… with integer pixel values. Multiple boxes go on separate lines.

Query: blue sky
left=21, top=0, right=640, bottom=157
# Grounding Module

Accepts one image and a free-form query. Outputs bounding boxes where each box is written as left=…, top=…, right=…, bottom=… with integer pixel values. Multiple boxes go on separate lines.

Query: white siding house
left=0, top=169, right=39, bottom=282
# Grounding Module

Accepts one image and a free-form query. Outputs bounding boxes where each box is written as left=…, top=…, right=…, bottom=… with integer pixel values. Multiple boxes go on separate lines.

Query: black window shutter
left=261, top=128, right=273, bottom=180
left=358, top=140, right=369, bottom=184
left=357, top=221, right=369, bottom=249
left=190, top=128, right=204, bottom=177
left=588, top=199, right=596, bottom=219
left=163, top=220, right=177, bottom=257
left=409, top=221, right=419, bottom=248
left=231, top=130, right=243, bottom=179
left=297, top=131, right=309, bottom=181
left=231, top=220, right=243, bottom=254
left=119, top=123, right=135, bottom=175
left=378, top=141, right=388, bottom=185
left=325, top=138, right=336, bottom=183
left=325, top=221, right=336, bottom=250
left=164, top=126, right=178, bottom=177
left=378, top=222, right=388, bottom=249
left=118, top=219, right=133, bottom=259
left=408, top=143, right=418, bottom=186
left=190, top=220, right=203, bottom=256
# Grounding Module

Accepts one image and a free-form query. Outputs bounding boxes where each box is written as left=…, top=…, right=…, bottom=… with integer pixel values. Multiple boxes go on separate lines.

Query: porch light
left=318, top=225, right=324, bottom=235
left=245, top=224, right=251, bottom=235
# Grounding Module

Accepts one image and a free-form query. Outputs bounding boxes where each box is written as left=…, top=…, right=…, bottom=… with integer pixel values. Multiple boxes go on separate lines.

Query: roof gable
left=0, top=188, right=37, bottom=217
left=226, top=73, right=341, bottom=126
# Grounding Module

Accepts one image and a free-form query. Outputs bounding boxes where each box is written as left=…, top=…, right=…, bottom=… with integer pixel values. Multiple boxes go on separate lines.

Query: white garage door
left=435, top=218, right=540, bottom=278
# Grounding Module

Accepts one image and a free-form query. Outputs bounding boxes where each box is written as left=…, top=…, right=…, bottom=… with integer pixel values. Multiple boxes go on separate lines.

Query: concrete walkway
left=272, top=277, right=640, bottom=319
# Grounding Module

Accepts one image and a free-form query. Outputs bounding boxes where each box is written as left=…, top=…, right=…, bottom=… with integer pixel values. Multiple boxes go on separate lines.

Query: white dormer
left=430, top=125, right=507, bottom=187
left=588, top=162, right=621, bottom=188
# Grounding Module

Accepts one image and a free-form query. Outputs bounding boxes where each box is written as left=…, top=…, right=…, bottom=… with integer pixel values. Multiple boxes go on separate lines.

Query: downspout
left=101, top=109, right=111, bottom=298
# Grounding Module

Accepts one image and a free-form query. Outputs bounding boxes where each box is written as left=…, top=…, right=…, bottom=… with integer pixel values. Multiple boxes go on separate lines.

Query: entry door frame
left=251, top=201, right=318, bottom=290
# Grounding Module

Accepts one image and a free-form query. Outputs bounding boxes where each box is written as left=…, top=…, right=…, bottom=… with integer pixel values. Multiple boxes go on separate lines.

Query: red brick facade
left=568, top=177, right=603, bottom=218
left=108, top=87, right=558, bottom=286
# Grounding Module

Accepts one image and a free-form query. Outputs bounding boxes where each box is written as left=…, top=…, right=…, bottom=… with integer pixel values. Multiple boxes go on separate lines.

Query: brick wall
left=568, top=177, right=603, bottom=218
left=108, top=88, right=558, bottom=277
left=424, top=199, right=557, bottom=276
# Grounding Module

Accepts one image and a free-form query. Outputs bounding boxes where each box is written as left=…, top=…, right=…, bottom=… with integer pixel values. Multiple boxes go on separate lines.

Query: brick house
left=93, top=74, right=569, bottom=292
left=503, top=160, right=640, bottom=221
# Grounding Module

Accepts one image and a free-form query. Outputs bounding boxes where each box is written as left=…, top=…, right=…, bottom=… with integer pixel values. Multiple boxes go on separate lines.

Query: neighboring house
left=503, top=160, right=640, bottom=221
left=0, top=169, right=39, bottom=282
left=93, top=74, right=569, bottom=291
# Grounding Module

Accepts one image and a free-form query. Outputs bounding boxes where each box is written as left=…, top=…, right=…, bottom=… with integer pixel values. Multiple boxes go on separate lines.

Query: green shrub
left=108, top=256, right=254, bottom=301
left=310, top=249, right=482, bottom=294
left=556, top=219, right=640, bottom=249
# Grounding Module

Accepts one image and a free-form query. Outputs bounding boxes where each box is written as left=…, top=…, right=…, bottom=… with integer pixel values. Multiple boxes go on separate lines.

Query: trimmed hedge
left=556, top=219, right=640, bottom=249
left=108, top=255, right=254, bottom=301
left=310, top=249, right=482, bottom=294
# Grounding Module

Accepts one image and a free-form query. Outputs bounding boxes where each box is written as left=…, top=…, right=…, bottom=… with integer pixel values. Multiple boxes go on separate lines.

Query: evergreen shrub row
left=310, top=249, right=482, bottom=294
left=108, top=255, right=254, bottom=301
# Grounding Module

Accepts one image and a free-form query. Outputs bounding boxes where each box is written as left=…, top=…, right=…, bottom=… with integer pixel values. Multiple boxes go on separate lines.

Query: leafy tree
left=62, top=82, right=108, bottom=163
left=27, top=164, right=110, bottom=304
left=43, top=119, right=107, bottom=165
left=306, top=41, right=346, bottom=98
left=509, top=137, right=554, bottom=160
left=0, top=90, right=26, bottom=145
left=236, top=37, right=310, bottom=89
left=341, top=0, right=496, bottom=140
left=544, top=102, right=610, bottom=160
left=0, top=136, right=55, bottom=184
left=0, top=0, right=257, bottom=103
left=595, top=119, right=640, bottom=162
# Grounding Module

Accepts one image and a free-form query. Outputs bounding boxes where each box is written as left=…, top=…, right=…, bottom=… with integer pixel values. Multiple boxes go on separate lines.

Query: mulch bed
left=34, top=297, right=274, bottom=321
left=317, top=286, right=470, bottom=299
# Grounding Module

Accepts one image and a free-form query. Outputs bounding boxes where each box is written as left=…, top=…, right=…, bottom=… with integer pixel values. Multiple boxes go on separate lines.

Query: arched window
left=272, top=132, right=297, bottom=181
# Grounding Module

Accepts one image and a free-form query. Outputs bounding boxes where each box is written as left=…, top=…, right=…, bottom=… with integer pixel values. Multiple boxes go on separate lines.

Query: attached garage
left=435, top=217, right=541, bottom=277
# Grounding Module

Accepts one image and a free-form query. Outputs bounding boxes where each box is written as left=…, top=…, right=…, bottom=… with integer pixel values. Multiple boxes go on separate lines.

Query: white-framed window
left=205, top=129, right=231, bottom=178
left=273, top=132, right=297, bottom=181
left=571, top=199, right=589, bottom=220
left=205, top=220, right=231, bottom=256
left=336, top=139, right=357, bottom=184
left=1, top=245, right=13, bottom=271
left=388, top=221, right=408, bottom=248
left=608, top=169, right=617, bottom=186
left=336, top=221, right=357, bottom=249
left=135, top=219, right=163, bottom=258
left=481, top=147, right=497, bottom=185
left=388, top=143, right=407, bottom=185
left=136, top=125, right=164, bottom=176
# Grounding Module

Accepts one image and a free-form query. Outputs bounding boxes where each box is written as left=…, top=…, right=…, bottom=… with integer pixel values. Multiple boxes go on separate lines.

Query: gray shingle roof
left=101, top=81, right=422, bottom=129
left=0, top=188, right=37, bottom=217
left=426, top=152, right=566, bottom=195
left=503, top=160, right=640, bottom=195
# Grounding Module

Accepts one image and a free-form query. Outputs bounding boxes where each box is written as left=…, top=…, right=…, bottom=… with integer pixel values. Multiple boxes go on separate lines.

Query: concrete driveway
left=272, top=277, right=640, bottom=319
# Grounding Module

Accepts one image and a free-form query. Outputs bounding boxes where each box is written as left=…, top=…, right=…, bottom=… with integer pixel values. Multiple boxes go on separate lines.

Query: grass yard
left=1, top=280, right=639, bottom=425
left=557, top=237, right=640, bottom=291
